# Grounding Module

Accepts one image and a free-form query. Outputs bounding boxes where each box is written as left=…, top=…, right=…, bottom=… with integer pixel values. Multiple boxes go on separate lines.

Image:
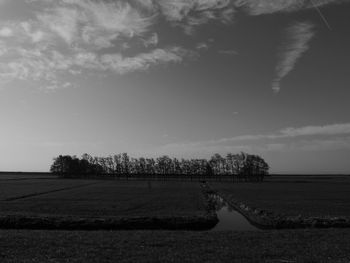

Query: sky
left=0, top=0, right=350, bottom=173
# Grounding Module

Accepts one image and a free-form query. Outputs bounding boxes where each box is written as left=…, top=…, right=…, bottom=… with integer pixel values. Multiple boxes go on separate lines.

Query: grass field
left=0, top=229, right=350, bottom=262
left=0, top=179, right=206, bottom=218
left=0, top=172, right=53, bottom=180
left=2, top=174, right=350, bottom=218
left=0, top=174, right=350, bottom=261
left=211, top=175, right=350, bottom=217
left=0, top=179, right=98, bottom=201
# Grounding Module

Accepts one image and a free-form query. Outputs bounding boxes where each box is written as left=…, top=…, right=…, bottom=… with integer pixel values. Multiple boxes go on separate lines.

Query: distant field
left=267, top=174, right=350, bottom=183
left=0, top=172, right=54, bottom=180
left=2, top=173, right=350, bottom=220
left=211, top=175, right=350, bottom=217
left=0, top=179, right=206, bottom=218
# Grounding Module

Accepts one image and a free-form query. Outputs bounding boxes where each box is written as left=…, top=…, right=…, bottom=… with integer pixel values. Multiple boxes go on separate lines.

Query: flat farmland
left=0, top=179, right=206, bottom=218
left=0, top=179, right=101, bottom=202
left=0, top=172, right=54, bottom=181
left=211, top=176, right=350, bottom=217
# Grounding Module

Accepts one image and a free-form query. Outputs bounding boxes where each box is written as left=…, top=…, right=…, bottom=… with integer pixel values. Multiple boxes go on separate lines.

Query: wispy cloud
left=233, top=0, right=346, bottom=93
left=156, top=0, right=235, bottom=34
left=280, top=123, right=350, bottom=137
left=0, top=45, right=190, bottom=89
left=0, top=0, right=235, bottom=90
left=100, top=47, right=193, bottom=74
left=1, top=0, right=347, bottom=91
left=128, top=0, right=236, bottom=34
left=272, top=21, right=315, bottom=93
left=141, top=33, right=159, bottom=48
left=235, top=0, right=346, bottom=15
left=156, top=123, right=350, bottom=156
left=0, top=27, right=13, bottom=37
left=34, top=0, right=156, bottom=48
left=0, top=1, right=198, bottom=90
left=196, top=42, right=210, bottom=51
left=157, top=1, right=234, bottom=20
left=218, top=123, right=350, bottom=143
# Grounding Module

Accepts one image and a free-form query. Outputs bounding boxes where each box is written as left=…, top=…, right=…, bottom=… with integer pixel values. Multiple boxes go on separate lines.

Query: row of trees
left=50, top=152, right=269, bottom=179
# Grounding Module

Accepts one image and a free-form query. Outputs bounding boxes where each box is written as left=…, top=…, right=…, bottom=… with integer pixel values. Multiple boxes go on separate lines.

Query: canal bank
left=204, top=183, right=350, bottom=230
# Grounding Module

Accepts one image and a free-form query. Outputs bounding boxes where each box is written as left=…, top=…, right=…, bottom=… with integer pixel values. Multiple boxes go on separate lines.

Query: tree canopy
left=50, top=152, right=269, bottom=179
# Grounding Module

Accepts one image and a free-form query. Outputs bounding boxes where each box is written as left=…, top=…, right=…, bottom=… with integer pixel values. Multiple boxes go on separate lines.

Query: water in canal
left=210, top=194, right=260, bottom=231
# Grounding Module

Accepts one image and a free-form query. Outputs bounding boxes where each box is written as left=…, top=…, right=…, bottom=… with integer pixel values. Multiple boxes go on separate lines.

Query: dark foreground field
left=1, top=229, right=350, bottom=262
left=1, top=173, right=350, bottom=262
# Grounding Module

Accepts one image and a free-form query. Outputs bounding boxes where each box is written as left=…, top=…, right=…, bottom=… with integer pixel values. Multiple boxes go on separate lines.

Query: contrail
left=310, top=0, right=332, bottom=30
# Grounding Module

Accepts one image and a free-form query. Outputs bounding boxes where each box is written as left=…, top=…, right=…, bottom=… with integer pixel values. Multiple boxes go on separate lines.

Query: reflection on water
left=210, top=194, right=259, bottom=231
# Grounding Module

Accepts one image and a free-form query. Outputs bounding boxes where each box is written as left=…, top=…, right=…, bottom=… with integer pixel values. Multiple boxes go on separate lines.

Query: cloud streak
left=100, top=47, right=192, bottom=74
left=280, top=123, right=350, bottom=137
left=155, top=0, right=235, bottom=34
left=156, top=123, right=350, bottom=156
left=272, top=21, right=315, bottom=93
left=219, top=123, right=350, bottom=143
left=0, top=45, right=189, bottom=86
left=235, top=0, right=346, bottom=15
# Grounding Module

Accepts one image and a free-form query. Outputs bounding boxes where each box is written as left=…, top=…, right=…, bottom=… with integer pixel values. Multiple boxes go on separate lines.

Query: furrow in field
left=3, top=182, right=102, bottom=201
left=0, top=178, right=57, bottom=182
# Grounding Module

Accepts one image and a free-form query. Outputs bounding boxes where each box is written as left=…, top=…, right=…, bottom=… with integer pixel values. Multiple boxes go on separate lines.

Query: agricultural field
left=211, top=175, right=350, bottom=217
left=0, top=174, right=350, bottom=262
left=0, top=178, right=207, bottom=218
left=0, top=179, right=98, bottom=202
left=0, top=172, right=54, bottom=181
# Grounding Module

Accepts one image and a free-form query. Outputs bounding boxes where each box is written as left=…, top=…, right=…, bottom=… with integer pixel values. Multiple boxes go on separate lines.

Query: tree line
left=50, top=152, right=269, bottom=179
